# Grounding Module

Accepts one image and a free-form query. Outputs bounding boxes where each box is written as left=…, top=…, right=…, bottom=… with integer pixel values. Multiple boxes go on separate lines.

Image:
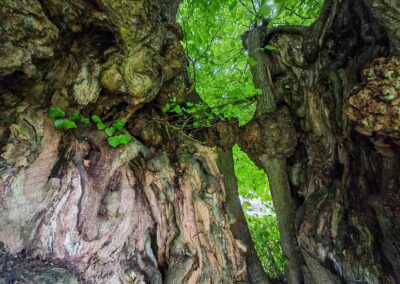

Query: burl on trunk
left=1, top=0, right=400, bottom=283
left=0, top=0, right=251, bottom=283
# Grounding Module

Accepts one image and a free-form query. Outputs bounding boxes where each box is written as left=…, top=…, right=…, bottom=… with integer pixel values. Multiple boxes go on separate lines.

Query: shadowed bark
left=239, top=0, right=400, bottom=283
left=1, top=0, right=400, bottom=283
left=0, top=0, right=255, bottom=282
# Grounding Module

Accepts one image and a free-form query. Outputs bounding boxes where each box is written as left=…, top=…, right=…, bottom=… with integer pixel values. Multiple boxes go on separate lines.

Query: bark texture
left=0, top=1, right=254, bottom=283
left=2, top=0, right=400, bottom=283
left=240, top=0, right=400, bottom=283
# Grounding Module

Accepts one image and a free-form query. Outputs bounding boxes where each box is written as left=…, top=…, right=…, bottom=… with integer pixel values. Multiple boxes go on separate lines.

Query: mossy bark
left=2, top=0, right=400, bottom=283
left=241, top=0, right=400, bottom=283
left=0, top=0, right=257, bottom=283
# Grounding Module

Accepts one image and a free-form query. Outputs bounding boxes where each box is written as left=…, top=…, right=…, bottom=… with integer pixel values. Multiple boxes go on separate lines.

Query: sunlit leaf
left=48, top=107, right=65, bottom=118
left=105, top=127, right=115, bottom=137
left=91, top=115, right=102, bottom=123
left=118, top=134, right=131, bottom=145
left=112, top=120, right=125, bottom=130
left=54, top=119, right=66, bottom=129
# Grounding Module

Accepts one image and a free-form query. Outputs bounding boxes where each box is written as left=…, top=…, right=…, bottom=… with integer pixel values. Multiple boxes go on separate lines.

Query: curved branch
left=264, top=25, right=307, bottom=45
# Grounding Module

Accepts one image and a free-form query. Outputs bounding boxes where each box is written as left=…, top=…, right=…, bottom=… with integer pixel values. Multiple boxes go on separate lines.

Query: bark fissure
left=238, top=0, right=400, bottom=283
left=1, top=0, right=400, bottom=283
left=0, top=0, right=251, bottom=282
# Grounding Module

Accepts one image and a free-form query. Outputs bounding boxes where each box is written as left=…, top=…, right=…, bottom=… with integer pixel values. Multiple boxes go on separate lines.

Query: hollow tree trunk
left=0, top=1, right=261, bottom=283
left=2, top=0, right=400, bottom=283
left=240, top=0, right=400, bottom=283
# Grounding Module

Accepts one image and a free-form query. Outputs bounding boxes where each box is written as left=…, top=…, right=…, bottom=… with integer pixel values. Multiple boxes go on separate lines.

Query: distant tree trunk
left=240, top=0, right=400, bottom=283
left=0, top=0, right=261, bottom=283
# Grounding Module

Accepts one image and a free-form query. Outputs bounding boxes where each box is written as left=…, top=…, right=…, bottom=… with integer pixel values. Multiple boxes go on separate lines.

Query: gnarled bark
left=241, top=0, right=400, bottom=283
left=2, top=0, right=400, bottom=283
left=0, top=0, right=258, bottom=283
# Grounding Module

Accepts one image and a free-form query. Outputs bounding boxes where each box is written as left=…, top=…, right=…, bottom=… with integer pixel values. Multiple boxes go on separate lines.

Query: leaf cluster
left=178, top=0, right=322, bottom=126
left=48, top=107, right=131, bottom=148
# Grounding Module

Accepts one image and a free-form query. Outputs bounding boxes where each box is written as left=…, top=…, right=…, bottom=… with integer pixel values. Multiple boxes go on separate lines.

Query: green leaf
left=96, top=122, right=106, bottom=130
left=80, top=117, right=90, bottom=125
left=193, top=121, right=200, bottom=127
left=69, top=113, right=80, bottom=121
left=229, top=1, right=237, bottom=11
left=118, top=134, right=131, bottom=145
left=108, top=136, right=120, bottom=148
left=105, top=127, right=115, bottom=137
left=260, top=5, right=271, bottom=16
left=64, top=120, right=77, bottom=129
left=48, top=107, right=65, bottom=118
left=172, top=105, right=182, bottom=114
left=91, top=115, right=102, bottom=123
left=265, top=44, right=277, bottom=51
left=162, top=103, right=170, bottom=113
left=186, top=102, right=194, bottom=107
left=54, top=119, right=66, bottom=129
left=112, top=120, right=125, bottom=130
left=54, top=119, right=76, bottom=129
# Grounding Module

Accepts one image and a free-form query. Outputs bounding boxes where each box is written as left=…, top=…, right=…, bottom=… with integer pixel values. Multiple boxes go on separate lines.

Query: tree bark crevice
left=240, top=0, right=400, bottom=283
left=1, top=0, right=400, bottom=283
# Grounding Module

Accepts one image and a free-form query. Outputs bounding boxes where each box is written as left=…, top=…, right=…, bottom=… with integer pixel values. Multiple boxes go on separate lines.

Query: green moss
left=100, top=65, right=124, bottom=93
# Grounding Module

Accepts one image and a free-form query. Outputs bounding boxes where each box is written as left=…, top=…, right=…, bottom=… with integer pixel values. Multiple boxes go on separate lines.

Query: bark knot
left=346, top=57, right=400, bottom=156
left=239, top=109, right=298, bottom=160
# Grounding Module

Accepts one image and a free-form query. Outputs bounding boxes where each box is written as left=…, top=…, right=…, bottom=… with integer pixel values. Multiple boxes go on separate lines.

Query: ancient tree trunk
left=241, top=0, right=400, bottom=283
left=2, top=0, right=400, bottom=283
left=0, top=1, right=257, bottom=283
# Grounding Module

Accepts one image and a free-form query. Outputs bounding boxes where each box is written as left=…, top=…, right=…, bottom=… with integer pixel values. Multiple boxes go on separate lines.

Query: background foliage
left=178, top=0, right=322, bottom=279
left=233, top=144, right=285, bottom=278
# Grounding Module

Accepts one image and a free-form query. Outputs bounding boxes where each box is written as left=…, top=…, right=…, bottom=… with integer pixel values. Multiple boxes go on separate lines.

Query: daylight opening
left=233, top=144, right=284, bottom=279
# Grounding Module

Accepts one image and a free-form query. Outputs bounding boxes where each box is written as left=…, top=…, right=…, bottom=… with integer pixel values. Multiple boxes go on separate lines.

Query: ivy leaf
left=54, top=119, right=66, bottom=129
left=91, top=115, right=102, bottom=123
left=118, top=134, right=131, bottom=145
left=80, top=117, right=90, bottom=125
left=112, top=120, right=125, bottom=130
left=108, top=136, right=120, bottom=148
left=69, top=113, right=80, bottom=121
left=48, top=107, right=65, bottom=118
left=96, top=122, right=106, bottom=130
left=105, top=127, right=115, bottom=137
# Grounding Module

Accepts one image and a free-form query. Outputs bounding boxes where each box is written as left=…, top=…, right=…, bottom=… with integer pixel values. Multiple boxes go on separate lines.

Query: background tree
left=0, top=0, right=399, bottom=284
